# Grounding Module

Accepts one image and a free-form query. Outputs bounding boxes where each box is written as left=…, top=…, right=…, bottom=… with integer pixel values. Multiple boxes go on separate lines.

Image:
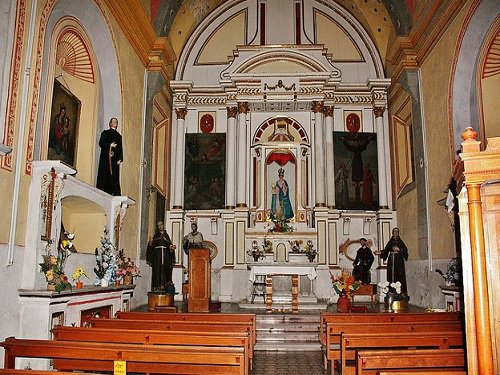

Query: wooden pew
left=89, top=317, right=255, bottom=368
left=1, top=337, right=246, bottom=374
left=356, top=348, right=466, bottom=375
left=319, top=311, right=461, bottom=347
left=0, top=371, right=102, bottom=375
left=52, top=325, right=250, bottom=373
left=116, top=311, right=257, bottom=345
left=340, top=331, right=464, bottom=374
left=324, top=320, right=463, bottom=371
left=377, top=371, right=467, bottom=375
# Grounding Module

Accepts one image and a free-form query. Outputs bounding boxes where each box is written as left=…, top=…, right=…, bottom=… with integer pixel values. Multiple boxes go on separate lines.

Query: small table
left=351, top=284, right=377, bottom=306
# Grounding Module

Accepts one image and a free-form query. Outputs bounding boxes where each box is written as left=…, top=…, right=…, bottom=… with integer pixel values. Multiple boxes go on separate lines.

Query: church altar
left=248, top=263, right=319, bottom=311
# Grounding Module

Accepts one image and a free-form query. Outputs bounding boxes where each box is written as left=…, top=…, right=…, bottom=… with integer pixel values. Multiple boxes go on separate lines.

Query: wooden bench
left=0, top=371, right=103, bottom=375
left=356, top=348, right=466, bottom=375
left=90, top=317, right=255, bottom=368
left=115, top=311, right=256, bottom=345
left=319, top=311, right=461, bottom=347
left=52, top=325, right=250, bottom=373
left=340, top=331, right=464, bottom=375
left=1, top=337, right=246, bottom=374
left=324, top=320, right=463, bottom=371
left=377, top=371, right=467, bottom=375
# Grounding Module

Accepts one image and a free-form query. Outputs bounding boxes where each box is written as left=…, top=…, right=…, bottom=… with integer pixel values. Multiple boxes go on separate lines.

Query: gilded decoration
left=227, top=107, right=238, bottom=118
left=175, top=108, right=188, bottom=120
left=324, top=106, right=334, bottom=117
left=264, top=79, right=296, bottom=92
left=238, top=102, right=250, bottom=114
left=311, top=101, right=324, bottom=113
left=373, top=106, right=385, bottom=118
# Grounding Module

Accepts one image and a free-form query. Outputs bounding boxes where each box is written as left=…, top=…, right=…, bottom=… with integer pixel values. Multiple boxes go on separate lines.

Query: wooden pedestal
left=148, top=292, right=174, bottom=311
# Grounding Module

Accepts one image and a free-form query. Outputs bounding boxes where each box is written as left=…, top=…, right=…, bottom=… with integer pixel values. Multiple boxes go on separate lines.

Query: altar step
left=254, top=314, right=322, bottom=351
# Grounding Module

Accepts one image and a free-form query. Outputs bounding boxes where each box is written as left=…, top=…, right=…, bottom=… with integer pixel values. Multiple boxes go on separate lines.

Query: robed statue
left=146, top=221, right=176, bottom=292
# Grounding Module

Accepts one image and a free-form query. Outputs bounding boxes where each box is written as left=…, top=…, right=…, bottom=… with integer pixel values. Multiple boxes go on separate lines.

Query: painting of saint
left=48, top=80, right=80, bottom=166
left=184, top=133, right=226, bottom=210
left=333, top=131, right=378, bottom=210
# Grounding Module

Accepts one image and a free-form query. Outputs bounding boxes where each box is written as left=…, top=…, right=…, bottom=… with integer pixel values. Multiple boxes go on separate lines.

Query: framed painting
left=333, top=131, right=379, bottom=210
left=47, top=80, right=81, bottom=167
left=184, top=133, right=226, bottom=210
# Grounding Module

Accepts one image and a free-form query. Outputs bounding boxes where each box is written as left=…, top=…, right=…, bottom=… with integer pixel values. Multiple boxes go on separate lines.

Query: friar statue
left=146, top=221, right=176, bottom=292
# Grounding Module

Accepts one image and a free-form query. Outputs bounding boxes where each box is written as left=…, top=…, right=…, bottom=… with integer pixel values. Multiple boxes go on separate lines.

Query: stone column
left=324, top=105, right=335, bottom=208
left=172, top=108, right=187, bottom=209
left=226, top=107, right=238, bottom=209
left=236, top=102, right=249, bottom=207
left=312, top=101, right=326, bottom=207
left=374, top=106, right=388, bottom=208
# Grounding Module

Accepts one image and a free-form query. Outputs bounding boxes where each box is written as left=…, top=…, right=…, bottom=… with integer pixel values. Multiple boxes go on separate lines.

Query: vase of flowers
left=247, top=241, right=265, bottom=261
left=331, top=269, right=360, bottom=312
left=378, top=281, right=410, bottom=312
left=72, top=266, right=88, bottom=289
left=116, top=249, right=140, bottom=285
left=304, top=240, right=317, bottom=262
left=94, top=230, right=118, bottom=286
left=39, top=232, right=76, bottom=293
left=267, top=209, right=294, bottom=233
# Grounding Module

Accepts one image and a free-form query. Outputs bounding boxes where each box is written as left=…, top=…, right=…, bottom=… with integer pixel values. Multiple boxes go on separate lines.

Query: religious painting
left=266, top=151, right=296, bottom=224
left=333, top=131, right=379, bottom=210
left=184, top=133, right=226, bottom=210
left=47, top=80, right=81, bottom=167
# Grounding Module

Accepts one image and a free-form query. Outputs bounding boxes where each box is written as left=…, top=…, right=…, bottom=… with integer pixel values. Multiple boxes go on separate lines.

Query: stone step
left=255, top=341, right=322, bottom=352
left=257, top=324, right=319, bottom=333
left=257, top=332, right=320, bottom=342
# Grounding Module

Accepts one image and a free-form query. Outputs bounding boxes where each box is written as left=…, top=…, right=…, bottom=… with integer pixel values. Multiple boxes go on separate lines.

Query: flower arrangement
left=378, top=280, right=409, bottom=311
left=94, top=230, right=118, bottom=285
left=330, top=269, right=360, bottom=297
left=289, top=240, right=302, bottom=253
left=435, top=258, right=461, bottom=286
left=247, top=240, right=265, bottom=261
left=267, top=208, right=294, bottom=233
left=72, top=266, right=88, bottom=282
left=303, top=240, right=317, bottom=262
left=262, top=237, right=273, bottom=253
left=39, top=231, right=76, bottom=293
left=116, top=249, right=141, bottom=278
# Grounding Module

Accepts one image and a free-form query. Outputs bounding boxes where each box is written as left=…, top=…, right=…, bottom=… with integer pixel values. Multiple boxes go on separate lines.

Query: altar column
left=373, top=106, right=388, bottom=208
left=173, top=108, right=187, bottom=208
left=236, top=102, right=249, bottom=207
left=324, top=105, right=335, bottom=208
left=226, top=107, right=238, bottom=209
left=312, top=101, right=326, bottom=207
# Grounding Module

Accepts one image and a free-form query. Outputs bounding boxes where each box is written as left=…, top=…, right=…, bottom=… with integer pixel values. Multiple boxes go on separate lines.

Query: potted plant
left=39, top=232, right=76, bottom=293
left=247, top=241, right=265, bottom=262
left=303, top=240, right=317, bottom=262
left=330, top=270, right=360, bottom=312
left=94, top=230, right=118, bottom=287
left=116, top=249, right=141, bottom=285
left=71, top=266, right=88, bottom=289
left=378, top=281, right=410, bottom=312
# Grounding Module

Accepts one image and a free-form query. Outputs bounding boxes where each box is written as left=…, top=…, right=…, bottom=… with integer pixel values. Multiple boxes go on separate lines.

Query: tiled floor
left=252, top=351, right=327, bottom=375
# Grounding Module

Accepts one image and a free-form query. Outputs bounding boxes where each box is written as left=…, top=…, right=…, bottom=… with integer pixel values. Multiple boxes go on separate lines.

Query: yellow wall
left=417, top=2, right=470, bottom=259
left=104, top=4, right=146, bottom=257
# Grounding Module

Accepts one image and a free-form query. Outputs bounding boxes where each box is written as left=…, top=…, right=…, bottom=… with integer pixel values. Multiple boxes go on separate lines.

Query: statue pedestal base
left=148, top=292, right=174, bottom=311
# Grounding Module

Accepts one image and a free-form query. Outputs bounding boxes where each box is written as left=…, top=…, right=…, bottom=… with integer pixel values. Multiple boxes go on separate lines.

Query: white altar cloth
left=249, top=265, right=317, bottom=282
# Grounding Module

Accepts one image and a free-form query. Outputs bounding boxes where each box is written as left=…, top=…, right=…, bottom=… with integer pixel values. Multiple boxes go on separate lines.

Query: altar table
left=248, top=265, right=317, bottom=313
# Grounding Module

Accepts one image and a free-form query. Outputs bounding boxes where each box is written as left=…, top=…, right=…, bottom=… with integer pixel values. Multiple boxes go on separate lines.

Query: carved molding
left=175, top=108, right=188, bottom=120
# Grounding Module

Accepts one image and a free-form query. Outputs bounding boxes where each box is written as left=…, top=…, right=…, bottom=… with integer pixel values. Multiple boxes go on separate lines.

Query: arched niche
left=61, top=196, right=106, bottom=254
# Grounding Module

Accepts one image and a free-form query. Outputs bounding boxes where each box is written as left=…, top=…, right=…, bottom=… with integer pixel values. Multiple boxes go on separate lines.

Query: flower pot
left=123, top=275, right=133, bottom=285
left=75, top=281, right=84, bottom=289
left=100, top=278, right=109, bottom=287
left=337, top=293, right=351, bottom=313
left=252, top=255, right=261, bottom=262
left=47, top=283, right=56, bottom=291
left=115, top=279, right=121, bottom=286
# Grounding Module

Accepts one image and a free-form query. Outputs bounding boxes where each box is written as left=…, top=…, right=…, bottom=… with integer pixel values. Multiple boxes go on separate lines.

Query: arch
left=253, top=117, right=309, bottom=145
left=33, top=0, right=121, bottom=176
left=450, top=0, right=499, bottom=153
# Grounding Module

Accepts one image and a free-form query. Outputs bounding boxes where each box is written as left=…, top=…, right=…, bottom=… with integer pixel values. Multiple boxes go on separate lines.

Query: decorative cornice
left=333, top=94, right=372, bottom=104
left=103, top=0, right=156, bottom=67
left=147, top=37, right=176, bottom=82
